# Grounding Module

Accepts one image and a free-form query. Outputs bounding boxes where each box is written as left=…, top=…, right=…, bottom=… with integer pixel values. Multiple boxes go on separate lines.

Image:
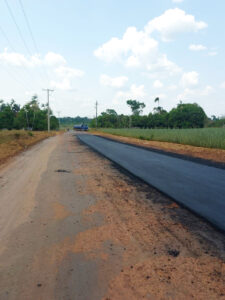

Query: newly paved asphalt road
left=77, top=134, right=225, bottom=232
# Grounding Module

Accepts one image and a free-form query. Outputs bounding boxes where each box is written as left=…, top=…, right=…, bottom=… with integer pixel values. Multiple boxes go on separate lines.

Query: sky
left=0, top=0, right=224, bottom=118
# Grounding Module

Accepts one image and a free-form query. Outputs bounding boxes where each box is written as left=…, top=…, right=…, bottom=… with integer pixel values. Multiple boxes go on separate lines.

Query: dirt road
left=0, top=133, right=224, bottom=300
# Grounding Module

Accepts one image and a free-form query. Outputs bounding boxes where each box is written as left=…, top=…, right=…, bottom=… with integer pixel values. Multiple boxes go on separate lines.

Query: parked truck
left=73, top=124, right=89, bottom=131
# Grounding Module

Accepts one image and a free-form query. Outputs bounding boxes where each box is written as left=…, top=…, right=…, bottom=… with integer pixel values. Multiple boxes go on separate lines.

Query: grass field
left=96, top=128, right=225, bottom=150
left=0, top=130, right=57, bottom=165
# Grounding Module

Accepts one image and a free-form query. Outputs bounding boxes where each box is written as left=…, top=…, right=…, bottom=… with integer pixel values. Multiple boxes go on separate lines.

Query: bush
left=14, top=133, right=20, bottom=139
left=27, top=131, right=33, bottom=137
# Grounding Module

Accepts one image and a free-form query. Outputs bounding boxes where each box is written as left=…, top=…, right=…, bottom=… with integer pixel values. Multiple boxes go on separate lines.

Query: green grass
left=97, top=128, right=225, bottom=150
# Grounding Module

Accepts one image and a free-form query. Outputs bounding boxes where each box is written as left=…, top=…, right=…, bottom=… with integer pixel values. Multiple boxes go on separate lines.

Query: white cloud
left=177, top=85, right=213, bottom=100
left=168, top=84, right=177, bottom=90
left=189, top=44, right=207, bottom=51
left=115, top=84, right=146, bottom=103
left=177, top=88, right=194, bottom=100
left=172, top=0, right=184, bottom=3
left=0, top=49, right=67, bottom=68
left=0, top=49, right=39, bottom=67
left=55, top=66, right=84, bottom=78
left=220, top=82, right=225, bottom=89
left=126, top=55, right=141, bottom=67
left=50, top=79, right=72, bottom=91
left=94, top=9, right=205, bottom=80
left=94, top=26, right=158, bottom=64
left=0, top=49, right=85, bottom=91
left=201, top=85, right=213, bottom=96
left=25, top=90, right=36, bottom=96
left=94, top=27, right=180, bottom=77
left=208, top=51, right=218, bottom=56
left=147, top=54, right=182, bottom=76
left=181, top=71, right=199, bottom=87
left=145, top=8, right=207, bottom=42
left=100, top=74, right=128, bottom=88
left=51, top=66, right=84, bottom=91
left=44, top=52, right=66, bottom=66
left=153, top=80, right=163, bottom=88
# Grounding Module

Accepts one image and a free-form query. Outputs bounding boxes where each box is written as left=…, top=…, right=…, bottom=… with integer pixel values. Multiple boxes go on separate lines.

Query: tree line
left=0, top=95, right=59, bottom=130
left=59, top=116, right=92, bottom=126
left=90, top=99, right=224, bottom=129
left=1, top=96, right=224, bottom=131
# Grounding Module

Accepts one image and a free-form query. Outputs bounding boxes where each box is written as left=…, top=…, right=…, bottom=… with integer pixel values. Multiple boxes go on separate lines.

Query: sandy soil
left=0, top=130, right=58, bottom=166
left=74, top=137, right=225, bottom=300
left=91, top=131, right=225, bottom=164
left=0, top=132, right=224, bottom=299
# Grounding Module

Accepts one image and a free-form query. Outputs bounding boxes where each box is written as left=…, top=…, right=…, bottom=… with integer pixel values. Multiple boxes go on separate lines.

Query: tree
left=0, top=95, right=59, bottom=131
left=207, top=116, right=225, bottom=128
left=153, top=106, right=164, bottom=114
left=94, top=109, right=118, bottom=128
left=211, top=115, right=217, bottom=121
left=0, top=103, right=14, bottom=129
left=10, top=99, right=20, bottom=115
left=106, top=109, right=117, bottom=115
left=126, top=100, right=146, bottom=115
left=154, top=97, right=159, bottom=106
left=168, top=103, right=206, bottom=128
left=0, top=99, right=20, bottom=129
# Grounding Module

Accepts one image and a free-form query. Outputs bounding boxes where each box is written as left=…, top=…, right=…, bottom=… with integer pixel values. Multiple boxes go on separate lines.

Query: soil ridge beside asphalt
left=92, top=134, right=225, bottom=170
left=77, top=134, right=225, bottom=233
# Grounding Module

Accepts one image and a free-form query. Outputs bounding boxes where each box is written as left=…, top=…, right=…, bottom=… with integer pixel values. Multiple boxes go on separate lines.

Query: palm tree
left=154, top=97, right=159, bottom=106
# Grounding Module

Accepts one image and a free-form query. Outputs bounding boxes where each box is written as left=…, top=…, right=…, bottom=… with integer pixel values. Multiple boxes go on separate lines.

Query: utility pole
left=95, top=101, right=98, bottom=128
left=57, top=111, right=60, bottom=130
left=43, top=89, right=54, bottom=132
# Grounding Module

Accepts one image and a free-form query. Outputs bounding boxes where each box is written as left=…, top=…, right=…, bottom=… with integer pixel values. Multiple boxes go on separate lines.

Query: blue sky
left=0, top=0, right=224, bottom=118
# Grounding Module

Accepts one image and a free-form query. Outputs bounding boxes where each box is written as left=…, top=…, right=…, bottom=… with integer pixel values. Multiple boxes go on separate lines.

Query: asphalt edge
left=76, top=134, right=225, bottom=234
left=92, top=134, right=225, bottom=170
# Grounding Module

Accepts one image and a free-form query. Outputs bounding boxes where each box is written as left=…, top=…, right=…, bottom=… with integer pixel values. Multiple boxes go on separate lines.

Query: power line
left=4, top=0, right=32, bottom=56
left=0, top=24, right=37, bottom=91
left=1, top=1, right=41, bottom=90
left=0, top=36, right=39, bottom=92
left=18, top=0, right=50, bottom=83
left=1, top=1, right=51, bottom=97
left=1, top=63, right=29, bottom=90
left=18, top=0, right=38, bottom=53
left=0, top=4, right=45, bottom=91
left=0, top=24, right=17, bottom=52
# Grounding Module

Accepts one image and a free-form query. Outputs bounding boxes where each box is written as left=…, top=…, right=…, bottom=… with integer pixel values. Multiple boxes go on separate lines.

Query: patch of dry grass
left=0, top=130, right=58, bottom=165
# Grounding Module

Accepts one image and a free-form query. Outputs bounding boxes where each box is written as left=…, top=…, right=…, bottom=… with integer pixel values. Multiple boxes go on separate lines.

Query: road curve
left=77, top=134, right=225, bottom=232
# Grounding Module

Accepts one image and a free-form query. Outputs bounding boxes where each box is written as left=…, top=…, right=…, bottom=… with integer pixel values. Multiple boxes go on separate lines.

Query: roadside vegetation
left=90, top=99, right=225, bottom=129
left=0, top=130, right=57, bottom=165
left=59, top=116, right=92, bottom=129
left=0, top=95, right=59, bottom=131
left=2, top=95, right=225, bottom=150
left=96, top=128, right=225, bottom=150
left=89, top=99, right=225, bottom=150
left=0, top=95, right=61, bottom=165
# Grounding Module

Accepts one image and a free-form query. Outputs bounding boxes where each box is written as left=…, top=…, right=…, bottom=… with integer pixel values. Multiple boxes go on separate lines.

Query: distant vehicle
left=73, top=124, right=89, bottom=131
